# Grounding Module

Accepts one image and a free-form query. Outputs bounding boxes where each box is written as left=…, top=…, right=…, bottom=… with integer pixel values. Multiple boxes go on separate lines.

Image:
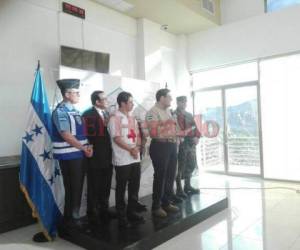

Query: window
left=260, top=53, right=300, bottom=181
left=266, top=0, right=300, bottom=12
left=192, top=62, right=258, bottom=90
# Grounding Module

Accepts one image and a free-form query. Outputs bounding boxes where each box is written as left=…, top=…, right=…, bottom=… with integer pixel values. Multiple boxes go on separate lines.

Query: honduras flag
left=20, top=63, right=64, bottom=240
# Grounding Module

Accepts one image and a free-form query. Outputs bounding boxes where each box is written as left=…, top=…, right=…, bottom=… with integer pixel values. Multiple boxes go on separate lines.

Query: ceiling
left=93, top=0, right=220, bottom=34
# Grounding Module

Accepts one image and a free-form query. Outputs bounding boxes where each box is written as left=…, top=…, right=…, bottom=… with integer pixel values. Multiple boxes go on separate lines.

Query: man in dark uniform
left=52, top=79, right=93, bottom=228
left=175, top=96, right=200, bottom=197
left=82, top=91, right=114, bottom=224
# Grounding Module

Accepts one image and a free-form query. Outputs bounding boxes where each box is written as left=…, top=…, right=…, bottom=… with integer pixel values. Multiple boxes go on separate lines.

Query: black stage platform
left=60, top=193, right=228, bottom=250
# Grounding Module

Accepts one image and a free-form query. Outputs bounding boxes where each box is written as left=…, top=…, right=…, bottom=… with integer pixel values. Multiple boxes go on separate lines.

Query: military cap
left=176, top=96, right=187, bottom=102
left=56, top=79, right=80, bottom=91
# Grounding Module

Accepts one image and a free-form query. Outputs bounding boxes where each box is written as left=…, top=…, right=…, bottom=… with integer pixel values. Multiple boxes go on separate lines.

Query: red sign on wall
left=62, top=2, right=85, bottom=19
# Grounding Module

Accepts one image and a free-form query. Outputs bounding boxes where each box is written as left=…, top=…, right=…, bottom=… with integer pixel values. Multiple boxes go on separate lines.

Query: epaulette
left=57, top=105, right=66, bottom=111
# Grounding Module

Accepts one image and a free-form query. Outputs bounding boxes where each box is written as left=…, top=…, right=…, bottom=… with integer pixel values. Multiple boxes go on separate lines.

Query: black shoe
left=135, top=202, right=147, bottom=212
left=107, top=209, right=118, bottom=219
left=71, top=217, right=89, bottom=230
left=176, top=190, right=188, bottom=199
left=184, top=186, right=200, bottom=195
left=88, top=215, right=100, bottom=225
left=99, top=209, right=117, bottom=223
left=99, top=214, right=110, bottom=224
left=170, top=194, right=183, bottom=203
left=118, top=217, right=130, bottom=228
left=32, top=232, right=50, bottom=243
left=127, top=211, right=145, bottom=222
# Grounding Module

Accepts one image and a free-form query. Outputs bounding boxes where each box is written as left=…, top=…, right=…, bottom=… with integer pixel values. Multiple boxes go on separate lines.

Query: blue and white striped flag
left=20, top=63, right=64, bottom=240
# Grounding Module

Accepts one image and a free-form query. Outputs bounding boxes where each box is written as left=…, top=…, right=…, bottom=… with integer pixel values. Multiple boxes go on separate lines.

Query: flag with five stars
left=20, top=62, right=64, bottom=240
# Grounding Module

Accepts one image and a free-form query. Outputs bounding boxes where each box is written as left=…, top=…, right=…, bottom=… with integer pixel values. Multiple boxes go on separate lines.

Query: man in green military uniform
left=175, top=96, right=201, bottom=197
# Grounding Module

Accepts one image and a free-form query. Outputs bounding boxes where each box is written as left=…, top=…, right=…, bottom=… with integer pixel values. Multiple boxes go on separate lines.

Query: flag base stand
left=59, top=193, right=228, bottom=250
left=32, top=232, right=50, bottom=243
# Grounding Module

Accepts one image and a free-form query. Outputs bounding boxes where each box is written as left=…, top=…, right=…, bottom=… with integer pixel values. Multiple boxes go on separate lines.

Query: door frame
left=192, top=81, right=264, bottom=178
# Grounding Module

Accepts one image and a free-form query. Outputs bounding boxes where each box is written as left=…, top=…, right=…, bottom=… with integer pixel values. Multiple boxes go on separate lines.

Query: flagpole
left=37, top=60, right=40, bottom=71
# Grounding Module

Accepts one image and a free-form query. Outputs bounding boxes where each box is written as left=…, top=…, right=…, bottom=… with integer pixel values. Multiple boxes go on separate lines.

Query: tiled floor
left=1, top=173, right=300, bottom=250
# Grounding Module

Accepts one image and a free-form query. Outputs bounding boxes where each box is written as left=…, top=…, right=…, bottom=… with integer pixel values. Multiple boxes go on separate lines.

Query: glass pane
left=260, top=54, right=300, bottom=181
left=194, top=90, right=225, bottom=172
left=193, top=62, right=258, bottom=90
left=225, top=86, right=261, bottom=175
left=267, top=0, right=300, bottom=12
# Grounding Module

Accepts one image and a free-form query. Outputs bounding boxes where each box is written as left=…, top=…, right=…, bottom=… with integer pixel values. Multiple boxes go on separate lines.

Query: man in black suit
left=82, top=91, right=113, bottom=224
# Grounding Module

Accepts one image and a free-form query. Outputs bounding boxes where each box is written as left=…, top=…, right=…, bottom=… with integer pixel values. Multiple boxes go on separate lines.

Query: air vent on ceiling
left=94, top=0, right=134, bottom=12
left=201, top=0, right=215, bottom=15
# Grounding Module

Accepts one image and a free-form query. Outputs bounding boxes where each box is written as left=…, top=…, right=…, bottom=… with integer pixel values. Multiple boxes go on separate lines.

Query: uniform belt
left=152, top=138, right=176, bottom=143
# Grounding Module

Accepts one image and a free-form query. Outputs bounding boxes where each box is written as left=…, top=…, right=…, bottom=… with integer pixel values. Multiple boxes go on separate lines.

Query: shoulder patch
left=57, top=106, right=65, bottom=112
left=58, top=117, right=67, bottom=121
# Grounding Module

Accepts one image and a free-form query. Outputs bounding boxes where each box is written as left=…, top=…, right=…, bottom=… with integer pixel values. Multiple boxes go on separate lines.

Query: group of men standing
left=51, top=79, right=200, bottom=230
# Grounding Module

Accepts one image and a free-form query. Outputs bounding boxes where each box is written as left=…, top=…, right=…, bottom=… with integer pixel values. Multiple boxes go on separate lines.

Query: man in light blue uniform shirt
left=52, top=79, right=93, bottom=229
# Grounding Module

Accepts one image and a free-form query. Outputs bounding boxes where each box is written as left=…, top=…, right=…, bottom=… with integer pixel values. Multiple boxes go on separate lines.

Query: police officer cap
left=176, top=96, right=187, bottom=102
left=56, top=79, right=80, bottom=91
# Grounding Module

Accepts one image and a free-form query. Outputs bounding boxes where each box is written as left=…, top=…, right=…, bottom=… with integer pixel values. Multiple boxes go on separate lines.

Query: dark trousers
left=115, top=163, right=141, bottom=215
left=149, top=141, right=177, bottom=210
left=87, top=165, right=113, bottom=217
left=59, top=159, right=85, bottom=220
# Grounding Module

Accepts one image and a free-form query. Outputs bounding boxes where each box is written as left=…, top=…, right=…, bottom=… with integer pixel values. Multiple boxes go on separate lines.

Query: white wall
left=0, top=0, right=186, bottom=157
left=136, top=19, right=146, bottom=80
left=58, top=0, right=137, bottom=77
left=136, top=19, right=178, bottom=89
left=65, top=0, right=136, bottom=37
left=188, top=5, right=300, bottom=71
left=221, top=0, right=264, bottom=24
left=175, top=35, right=191, bottom=97
left=0, top=0, right=59, bottom=157
left=0, top=0, right=137, bottom=157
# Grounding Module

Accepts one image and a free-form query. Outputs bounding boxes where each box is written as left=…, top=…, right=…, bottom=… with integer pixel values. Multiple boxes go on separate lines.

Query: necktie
left=102, top=111, right=108, bottom=125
